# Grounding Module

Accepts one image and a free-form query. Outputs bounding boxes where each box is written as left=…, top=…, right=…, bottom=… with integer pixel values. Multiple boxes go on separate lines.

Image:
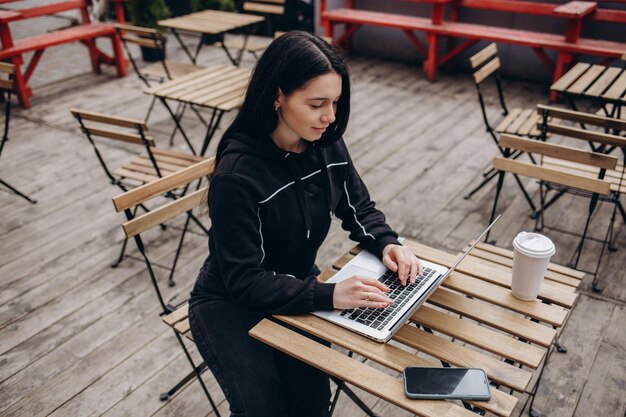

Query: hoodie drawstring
left=285, top=154, right=313, bottom=239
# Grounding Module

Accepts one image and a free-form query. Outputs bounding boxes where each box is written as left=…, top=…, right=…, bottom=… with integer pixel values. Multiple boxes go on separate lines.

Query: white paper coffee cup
left=511, top=232, right=555, bottom=301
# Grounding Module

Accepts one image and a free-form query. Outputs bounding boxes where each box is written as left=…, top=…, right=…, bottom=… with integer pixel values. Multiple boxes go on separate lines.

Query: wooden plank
left=530, top=296, right=615, bottom=417
left=112, top=158, right=215, bottom=212
left=410, top=305, right=546, bottom=368
left=572, top=306, right=626, bottom=417
left=275, top=314, right=518, bottom=417
left=0, top=79, right=13, bottom=90
left=584, top=66, right=622, bottom=98
left=544, top=122, right=626, bottom=148
left=499, top=134, right=618, bottom=169
left=493, top=157, right=612, bottom=195
left=473, top=243, right=586, bottom=280
left=566, top=65, right=607, bottom=95
left=551, top=62, right=590, bottom=92
left=427, top=288, right=556, bottom=347
left=404, top=241, right=578, bottom=308
left=84, top=127, right=154, bottom=146
left=243, top=2, right=284, bottom=14
left=112, top=167, right=159, bottom=183
left=150, top=147, right=206, bottom=162
left=466, top=251, right=581, bottom=287
left=601, top=70, right=626, bottom=101
left=122, top=187, right=207, bottom=237
left=393, top=325, right=533, bottom=392
left=0, top=61, right=14, bottom=74
left=505, top=108, right=533, bottom=134
left=469, top=42, right=497, bottom=69
left=537, top=104, right=626, bottom=132
left=517, top=112, right=541, bottom=137
left=473, top=56, right=500, bottom=84
left=495, top=108, right=521, bottom=133
left=162, top=303, right=189, bottom=326
left=70, top=108, right=148, bottom=130
left=250, top=319, right=479, bottom=417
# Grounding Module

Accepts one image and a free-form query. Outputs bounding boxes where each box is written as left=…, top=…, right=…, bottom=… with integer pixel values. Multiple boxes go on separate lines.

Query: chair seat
left=216, top=35, right=271, bottom=53
left=542, top=156, right=626, bottom=194
left=495, top=108, right=543, bottom=137
left=113, top=148, right=206, bottom=184
left=140, top=61, right=204, bottom=80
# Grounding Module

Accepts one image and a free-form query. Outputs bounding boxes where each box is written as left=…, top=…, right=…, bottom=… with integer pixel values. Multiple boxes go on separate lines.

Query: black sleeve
left=209, top=174, right=335, bottom=314
left=334, top=151, right=401, bottom=259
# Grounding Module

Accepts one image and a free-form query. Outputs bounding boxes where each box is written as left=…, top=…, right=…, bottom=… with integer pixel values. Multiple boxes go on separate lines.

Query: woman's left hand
left=382, top=244, right=424, bottom=286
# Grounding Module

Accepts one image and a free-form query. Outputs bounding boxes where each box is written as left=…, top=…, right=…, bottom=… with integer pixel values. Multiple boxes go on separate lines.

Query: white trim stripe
left=344, top=180, right=375, bottom=240
left=258, top=161, right=348, bottom=204
left=257, top=206, right=265, bottom=264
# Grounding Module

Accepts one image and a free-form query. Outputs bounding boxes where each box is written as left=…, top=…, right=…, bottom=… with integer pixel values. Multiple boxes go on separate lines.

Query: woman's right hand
left=333, top=275, right=394, bottom=310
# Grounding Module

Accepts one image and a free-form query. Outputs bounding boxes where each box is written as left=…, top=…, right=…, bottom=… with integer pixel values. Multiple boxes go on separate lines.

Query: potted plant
left=127, top=0, right=171, bottom=61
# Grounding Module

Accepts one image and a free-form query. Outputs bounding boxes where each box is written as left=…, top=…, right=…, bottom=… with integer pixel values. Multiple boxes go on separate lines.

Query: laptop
left=313, top=215, right=501, bottom=342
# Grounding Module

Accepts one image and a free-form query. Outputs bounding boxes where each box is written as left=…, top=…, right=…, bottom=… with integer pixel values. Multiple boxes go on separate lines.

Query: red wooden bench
left=0, top=0, right=127, bottom=108
left=320, top=0, right=626, bottom=91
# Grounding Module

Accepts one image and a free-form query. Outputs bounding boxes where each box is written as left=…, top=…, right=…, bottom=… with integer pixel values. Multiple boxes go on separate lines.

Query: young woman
left=189, top=31, right=423, bottom=417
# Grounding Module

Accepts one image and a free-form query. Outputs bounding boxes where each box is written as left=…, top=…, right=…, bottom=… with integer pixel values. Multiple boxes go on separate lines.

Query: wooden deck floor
left=1, top=23, right=625, bottom=417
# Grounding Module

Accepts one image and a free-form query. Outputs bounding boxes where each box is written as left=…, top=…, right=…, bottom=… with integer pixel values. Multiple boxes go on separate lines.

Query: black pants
left=189, top=296, right=331, bottom=417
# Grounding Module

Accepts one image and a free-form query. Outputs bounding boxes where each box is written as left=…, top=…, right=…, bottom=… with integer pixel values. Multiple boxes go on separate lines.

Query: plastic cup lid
left=513, top=232, right=555, bottom=258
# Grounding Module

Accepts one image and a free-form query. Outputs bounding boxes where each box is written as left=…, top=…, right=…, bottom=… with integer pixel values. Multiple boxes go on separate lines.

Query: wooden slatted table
left=551, top=62, right=626, bottom=118
left=158, top=10, right=265, bottom=65
left=247, top=239, right=583, bottom=417
left=144, top=65, right=252, bottom=156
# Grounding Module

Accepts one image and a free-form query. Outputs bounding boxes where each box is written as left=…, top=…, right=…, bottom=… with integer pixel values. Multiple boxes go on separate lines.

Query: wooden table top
left=158, top=10, right=265, bottom=35
left=144, top=65, right=251, bottom=111
left=551, top=62, right=626, bottom=103
left=250, top=240, right=584, bottom=417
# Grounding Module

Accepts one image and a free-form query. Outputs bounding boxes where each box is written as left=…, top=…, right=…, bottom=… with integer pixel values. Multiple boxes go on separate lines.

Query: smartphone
left=403, top=367, right=491, bottom=401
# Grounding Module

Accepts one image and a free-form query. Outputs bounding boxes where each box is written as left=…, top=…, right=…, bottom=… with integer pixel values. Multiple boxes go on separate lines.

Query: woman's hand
left=333, top=276, right=394, bottom=310
left=382, top=244, right=424, bottom=286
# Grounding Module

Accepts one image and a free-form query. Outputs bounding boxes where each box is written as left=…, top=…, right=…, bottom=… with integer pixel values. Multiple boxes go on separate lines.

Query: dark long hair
left=216, top=31, right=351, bottom=162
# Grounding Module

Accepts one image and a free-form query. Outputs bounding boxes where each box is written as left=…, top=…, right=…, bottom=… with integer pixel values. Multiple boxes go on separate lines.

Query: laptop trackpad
left=333, top=265, right=381, bottom=283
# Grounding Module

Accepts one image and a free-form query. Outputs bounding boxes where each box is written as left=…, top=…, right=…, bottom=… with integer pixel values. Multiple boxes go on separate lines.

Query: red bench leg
left=11, top=57, right=31, bottom=109
left=85, top=38, right=102, bottom=74
left=110, top=32, right=127, bottom=77
left=423, top=33, right=439, bottom=81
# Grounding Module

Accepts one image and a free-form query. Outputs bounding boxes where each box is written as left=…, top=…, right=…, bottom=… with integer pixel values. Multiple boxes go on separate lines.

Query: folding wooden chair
left=0, top=62, right=36, bottom=204
left=536, top=105, right=626, bottom=226
left=70, top=108, right=206, bottom=268
left=114, top=23, right=207, bottom=149
left=112, top=158, right=219, bottom=412
left=487, top=134, right=618, bottom=290
left=465, top=43, right=542, bottom=210
left=216, top=0, right=286, bottom=63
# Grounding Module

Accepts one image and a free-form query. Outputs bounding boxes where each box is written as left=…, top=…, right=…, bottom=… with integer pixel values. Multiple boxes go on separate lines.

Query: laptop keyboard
left=339, top=267, right=437, bottom=331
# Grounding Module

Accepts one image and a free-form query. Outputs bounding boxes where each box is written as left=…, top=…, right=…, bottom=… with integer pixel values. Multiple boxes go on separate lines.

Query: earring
left=274, top=103, right=279, bottom=112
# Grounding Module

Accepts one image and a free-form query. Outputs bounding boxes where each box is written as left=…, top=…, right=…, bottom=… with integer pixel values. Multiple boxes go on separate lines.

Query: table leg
left=200, top=109, right=225, bottom=156
left=171, top=29, right=199, bottom=64
left=158, top=97, right=197, bottom=155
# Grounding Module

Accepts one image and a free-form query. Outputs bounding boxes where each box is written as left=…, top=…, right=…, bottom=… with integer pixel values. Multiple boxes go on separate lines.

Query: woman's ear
left=275, top=88, right=285, bottom=107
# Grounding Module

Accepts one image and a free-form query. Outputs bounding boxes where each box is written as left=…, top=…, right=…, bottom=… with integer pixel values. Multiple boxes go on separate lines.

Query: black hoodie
left=192, top=133, right=400, bottom=315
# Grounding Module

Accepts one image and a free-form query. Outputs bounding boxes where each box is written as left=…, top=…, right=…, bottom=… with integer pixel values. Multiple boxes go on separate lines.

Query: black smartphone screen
left=404, top=367, right=490, bottom=399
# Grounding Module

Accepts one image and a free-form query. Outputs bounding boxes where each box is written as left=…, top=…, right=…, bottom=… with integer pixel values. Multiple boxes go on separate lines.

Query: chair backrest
left=495, top=134, right=617, bottom=195
left=70, top=108, right=161, bottom=183
left=469, top=43, right=508, bottom=134
left=0, top=62, right=14, bottom=92
left=536, top=104, right=626, bottom=150
left=111, top=157, right=215, bottom=312
left=113, top=157, right=215, bottom=219
left=243, top=0, right=286, bottom=15
left=114, top=23, right=170, bottom=83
